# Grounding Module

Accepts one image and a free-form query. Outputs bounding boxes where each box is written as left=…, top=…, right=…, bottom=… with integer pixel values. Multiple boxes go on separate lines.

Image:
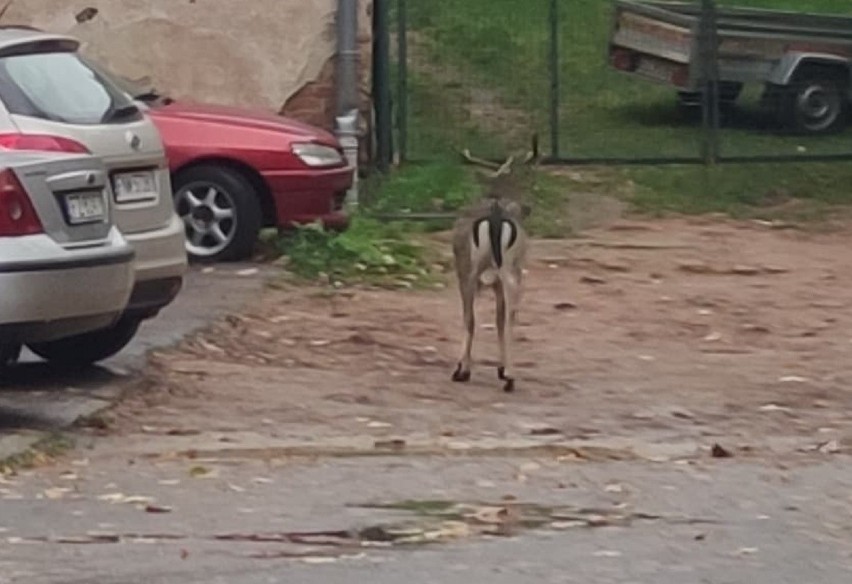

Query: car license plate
left=65, top=192, right=106, bottom=225
left=112, top=171, right=158, bottom=204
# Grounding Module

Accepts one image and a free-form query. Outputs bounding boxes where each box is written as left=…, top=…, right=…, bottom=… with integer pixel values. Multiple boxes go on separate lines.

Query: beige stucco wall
left=4, top=0, right=373, bottom=136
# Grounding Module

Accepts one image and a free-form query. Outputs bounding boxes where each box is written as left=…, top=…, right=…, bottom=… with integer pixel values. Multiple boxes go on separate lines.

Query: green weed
left=277, top=217, right=440, bottom=288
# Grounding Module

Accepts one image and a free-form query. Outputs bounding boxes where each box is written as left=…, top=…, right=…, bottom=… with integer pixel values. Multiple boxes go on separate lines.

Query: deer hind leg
left=452, top=278, right=476, bottom=382
left=496, top=279, right=516, bottom=393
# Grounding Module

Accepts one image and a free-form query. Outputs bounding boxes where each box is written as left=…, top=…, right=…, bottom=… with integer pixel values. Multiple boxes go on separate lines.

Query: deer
left=450, top=162, right=530, bottom=393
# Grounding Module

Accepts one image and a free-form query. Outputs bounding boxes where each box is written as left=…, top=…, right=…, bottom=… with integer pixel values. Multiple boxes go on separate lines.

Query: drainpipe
left=336, top=0, right=360, bottom=206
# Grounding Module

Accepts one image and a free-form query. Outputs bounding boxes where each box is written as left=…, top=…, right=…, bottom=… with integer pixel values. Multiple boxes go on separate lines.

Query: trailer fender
left=769, top=52, right=851, bottom=88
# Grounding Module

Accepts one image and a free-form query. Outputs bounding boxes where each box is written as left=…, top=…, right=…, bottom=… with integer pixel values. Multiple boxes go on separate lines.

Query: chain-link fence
left=377, top=0, right=852, bottom=167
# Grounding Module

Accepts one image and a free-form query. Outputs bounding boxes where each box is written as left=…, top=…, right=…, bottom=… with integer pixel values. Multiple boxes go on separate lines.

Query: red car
left=106, top=72, right=353, bottom=262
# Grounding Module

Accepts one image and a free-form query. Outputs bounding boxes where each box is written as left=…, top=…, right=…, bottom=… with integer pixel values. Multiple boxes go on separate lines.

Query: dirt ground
left=107, top=216, right=852, bottom=460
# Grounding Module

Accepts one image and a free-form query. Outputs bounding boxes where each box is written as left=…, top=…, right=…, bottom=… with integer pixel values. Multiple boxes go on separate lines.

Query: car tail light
left=610, top=48, right=637, bottom=72
left=0, top=169, right=42, bottom=236
left=0, top=132, right=90, bottom=154
left=670, top=65, right=690, bottom=88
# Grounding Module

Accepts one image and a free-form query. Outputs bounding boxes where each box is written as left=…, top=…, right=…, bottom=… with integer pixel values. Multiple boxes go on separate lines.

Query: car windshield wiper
left=104, top=103, right=140, bottom=122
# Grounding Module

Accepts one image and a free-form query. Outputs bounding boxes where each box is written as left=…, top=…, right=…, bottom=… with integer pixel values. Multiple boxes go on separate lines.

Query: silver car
left=0, top=150, right=135, bottom=371
left=0, top=27, right=186, bottom=365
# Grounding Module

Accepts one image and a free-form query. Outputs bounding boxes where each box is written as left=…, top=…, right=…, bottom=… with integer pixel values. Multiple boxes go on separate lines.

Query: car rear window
left=0, top=50, right=141, bottom=125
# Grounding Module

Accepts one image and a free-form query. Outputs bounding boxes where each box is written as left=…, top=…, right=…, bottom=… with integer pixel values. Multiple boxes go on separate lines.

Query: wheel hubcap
left=797, top=85, right=839, bottom=130
left=175, top=183, right=237, bottom=257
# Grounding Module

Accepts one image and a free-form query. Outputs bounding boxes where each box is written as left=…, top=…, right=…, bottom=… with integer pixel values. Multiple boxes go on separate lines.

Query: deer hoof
left=503, top=378, right=515, bottom=393
left=497, top=366, right=506, bottom=380
left=452, top=365, right=471, bottom=383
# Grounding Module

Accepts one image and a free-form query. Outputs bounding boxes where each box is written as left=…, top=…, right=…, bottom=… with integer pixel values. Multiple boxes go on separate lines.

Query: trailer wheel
left=779, top=68, right=848, bottom=135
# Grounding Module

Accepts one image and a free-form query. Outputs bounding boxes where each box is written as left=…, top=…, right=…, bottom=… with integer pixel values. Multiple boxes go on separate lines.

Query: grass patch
left=276, top=217, right=441, bottom=288
left=395, top=0, right=852, bottom=217
left=627, top=162, right=852, bottom=218
left=364, top=160, right=480, bottom=215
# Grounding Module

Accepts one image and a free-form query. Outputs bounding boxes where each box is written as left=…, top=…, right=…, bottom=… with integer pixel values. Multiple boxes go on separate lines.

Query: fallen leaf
left=124, top=496, right=155, bottom=505
left=730, top=265, right=760, bottom=276
left=97, top=493, right=154, bottom=505
left=529, top=427, right=562, bottom=436
left=374, top=439, right=406, bottom=451
left=711, top=443, right=733, bottom=458
left=228, top=483, right=246, bottom=493
left=196, top=339, right=225, bottom=354
left=678, top=260, right=714, bottom=274
left=422, top=520, right=471, bottom=541
left=818, top=440, right=841, bottom=454
left=671, top=407, right=695, bottom=420
left=56, top=533, right=120, bottom=544
left=742, top=323, right=770, bottom=333
left=301, top=556, right=338, bottom=564
left=759, top=403, right=792, bottom=413
left=166, top=429, right=201, bottom=437
left=467, top=506, right=509, bottom=524
left=145, top=504, right=173, bottom=514
left=44, top=487, right=71, bottom=500
left=593, top=550, right=622, bottom=558
left=188, top=466, right=212, bottom=478
left=553, top=302, right=577, bottom=311
left=551, top=520, right=586, bottom=529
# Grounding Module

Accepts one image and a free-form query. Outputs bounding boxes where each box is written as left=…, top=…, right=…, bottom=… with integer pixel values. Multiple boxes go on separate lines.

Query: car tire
left=778, top=68, right=848, bottom=135
left=28, top=317, right=141, bottom=369
left=173, top=165, right=263, bottom=262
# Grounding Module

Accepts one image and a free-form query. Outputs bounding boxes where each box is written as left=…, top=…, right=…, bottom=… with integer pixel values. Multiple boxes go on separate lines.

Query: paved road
left=1, top=453, right=851, bottom=583
left=0, top=264, right=269, bottom=441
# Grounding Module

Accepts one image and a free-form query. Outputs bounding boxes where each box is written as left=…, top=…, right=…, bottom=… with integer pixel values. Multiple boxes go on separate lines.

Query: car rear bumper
left=0, top=234, right=135, bottom=343
left=123, top=213, right=187, bottom=317
left=263, top=165, right=353, bottom=229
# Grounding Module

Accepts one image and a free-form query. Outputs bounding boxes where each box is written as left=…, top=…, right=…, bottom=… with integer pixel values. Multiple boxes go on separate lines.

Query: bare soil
left=111, top=217, right=852, bottom=457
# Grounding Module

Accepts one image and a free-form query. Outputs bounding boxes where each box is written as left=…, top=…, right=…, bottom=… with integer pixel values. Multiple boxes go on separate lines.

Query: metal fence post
left=373, top=0, right=393, bottom=172
left=699, top=0, right=720, bottom=165
left=396, top=0, right=408, bottom=163
left=548, top=0, right=560, bottom=159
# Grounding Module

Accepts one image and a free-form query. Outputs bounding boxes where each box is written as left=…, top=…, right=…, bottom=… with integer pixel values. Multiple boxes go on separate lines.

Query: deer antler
left=460, top=149, right=501, bottom=170
left=493, top=155, right=515, bottom=178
